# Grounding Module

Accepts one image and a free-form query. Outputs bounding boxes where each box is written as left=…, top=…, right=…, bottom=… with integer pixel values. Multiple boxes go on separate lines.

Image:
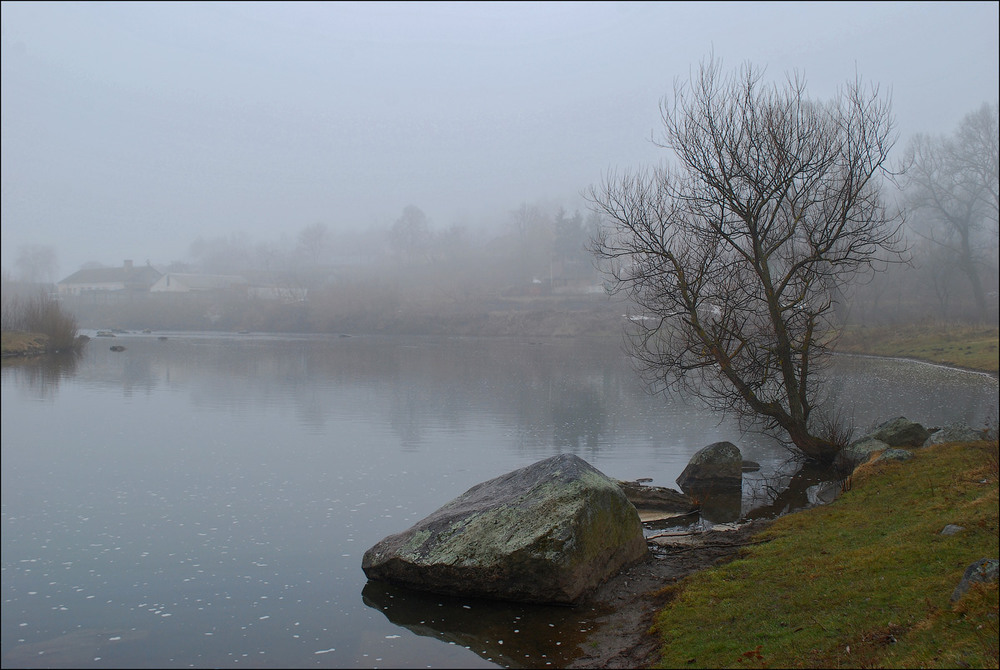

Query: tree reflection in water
left=1, top=351, right=80, bottom=400
left=361, top=580, right=594, bottom=669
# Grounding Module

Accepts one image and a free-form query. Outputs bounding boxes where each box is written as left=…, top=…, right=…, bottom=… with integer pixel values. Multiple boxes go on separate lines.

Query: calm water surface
left=2, top=333, right=996, bottom=668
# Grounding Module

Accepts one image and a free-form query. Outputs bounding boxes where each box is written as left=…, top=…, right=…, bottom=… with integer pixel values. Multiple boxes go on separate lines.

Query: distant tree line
left=5, top=102, right=994, bottom=335
left=178, top=200, right=602, bottom=296
left=39, top=200, right=609, bottom=334
left=847, top=102, right=999, bottom=326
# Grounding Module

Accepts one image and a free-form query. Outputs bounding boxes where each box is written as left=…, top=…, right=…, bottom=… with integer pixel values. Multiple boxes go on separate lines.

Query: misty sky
left=2, top=1, right=998, bottom=280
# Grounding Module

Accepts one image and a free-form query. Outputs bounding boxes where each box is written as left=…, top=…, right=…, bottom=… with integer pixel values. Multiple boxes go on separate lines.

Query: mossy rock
left=362, top=453, right=648, bottom=604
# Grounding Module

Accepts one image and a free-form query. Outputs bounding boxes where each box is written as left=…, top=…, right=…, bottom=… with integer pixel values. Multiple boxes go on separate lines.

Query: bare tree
left=190, top=233, right=254, bottom=274
left=15, top=244, right=58, bottom=285
left=903, top=102, right=999, bottom=322
left=390, top=205, right=432, bottom=262
left=588, top=59, right=905, bottom=463
left=297, top=222, right=330, bottom=269
left=508, top=202, right=552, bottom=282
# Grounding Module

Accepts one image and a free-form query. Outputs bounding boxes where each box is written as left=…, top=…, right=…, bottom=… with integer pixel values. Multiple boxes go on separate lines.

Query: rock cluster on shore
left=838, top=416, right=990, bottom=470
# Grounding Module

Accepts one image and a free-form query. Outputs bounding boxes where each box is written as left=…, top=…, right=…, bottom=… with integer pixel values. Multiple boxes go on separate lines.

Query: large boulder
left=676, top=441, right=743, bottom=491
left=868, top=416, right=929, bottom=447
left=361, top=453, right=648, bottom=605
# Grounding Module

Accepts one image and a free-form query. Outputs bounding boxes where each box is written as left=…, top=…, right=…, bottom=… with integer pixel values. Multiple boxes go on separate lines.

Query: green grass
left=836, top=323, right=999, bottom=373
left=651, top=441, right=999, bottom=669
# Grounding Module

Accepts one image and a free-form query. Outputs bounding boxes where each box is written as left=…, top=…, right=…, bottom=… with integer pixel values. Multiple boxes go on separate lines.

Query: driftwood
left=616, top=479, right=698, bottom=513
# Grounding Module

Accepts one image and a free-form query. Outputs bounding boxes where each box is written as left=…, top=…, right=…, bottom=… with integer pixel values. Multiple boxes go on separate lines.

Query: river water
left=2, top=332, right=996, bottom=668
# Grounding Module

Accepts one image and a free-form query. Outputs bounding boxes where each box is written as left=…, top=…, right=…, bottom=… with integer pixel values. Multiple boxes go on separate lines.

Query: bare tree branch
left=588, top=58, right=906, bottom=463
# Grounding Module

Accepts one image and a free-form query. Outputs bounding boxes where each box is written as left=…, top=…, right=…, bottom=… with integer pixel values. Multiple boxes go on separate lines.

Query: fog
left=2, top=1, right=998, bottom=279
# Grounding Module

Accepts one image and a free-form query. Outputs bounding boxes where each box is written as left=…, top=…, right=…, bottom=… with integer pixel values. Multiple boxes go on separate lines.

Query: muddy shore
left=567, top=520, right=772, bottom=669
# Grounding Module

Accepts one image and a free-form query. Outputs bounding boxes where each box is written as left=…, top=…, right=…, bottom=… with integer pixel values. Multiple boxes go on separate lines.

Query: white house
left=149, top=273, right=249, bottom=293
left=57, top=260, right=162, bottom=296
left=248, top=286, right=308, bottom=302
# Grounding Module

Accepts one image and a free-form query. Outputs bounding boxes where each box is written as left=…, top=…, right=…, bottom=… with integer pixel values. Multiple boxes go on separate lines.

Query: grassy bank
left=0, top=331, right=51, bottom=358
left=836, top=324, right=999, bottom=374
left=650, top=440, right=999, bottom=668
left=1, top=292, right=82, bottom=356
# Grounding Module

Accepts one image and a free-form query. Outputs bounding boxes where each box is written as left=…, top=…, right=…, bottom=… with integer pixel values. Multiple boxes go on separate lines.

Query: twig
left=812, top=616, right=831, bottom=632
left=646, top=530, right=702, bottom=540
left=652, top=539, right=771, bottom=552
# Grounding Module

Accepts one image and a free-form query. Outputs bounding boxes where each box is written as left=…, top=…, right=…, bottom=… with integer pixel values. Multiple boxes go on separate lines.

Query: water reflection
left=3, top=333, right=997, bottom=668
left=743, top=460, right=848, bottom=520
left=687, top=485, right=744, bottom=524
left=551, top=383, right=606, bottom=450
left=824, top=354, right=998, bottom=431
left=0, top=351, right=80, bottom=400
left=361, top=581, right=593, bottom=669
left=0, top=628, right=151, bottom=669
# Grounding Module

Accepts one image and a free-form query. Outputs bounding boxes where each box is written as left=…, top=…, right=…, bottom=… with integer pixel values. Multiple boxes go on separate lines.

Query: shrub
left=1, top=292, right=79, bottom=352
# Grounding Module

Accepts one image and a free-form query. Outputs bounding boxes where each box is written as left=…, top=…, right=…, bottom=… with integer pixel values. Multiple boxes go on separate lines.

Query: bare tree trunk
left=958, top=227, right=988, bottom=319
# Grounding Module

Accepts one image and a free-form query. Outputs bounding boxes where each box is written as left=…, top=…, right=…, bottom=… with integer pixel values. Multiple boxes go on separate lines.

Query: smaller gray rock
left=868, top=417, right=929, bottom=447
left=676, top=441, right=742, bottom=491
left=923, top=423, right=986, bottom=446
left=839, top=437, right=890, bottom=468
left=806, top=481, right=842, bottom=506
left=741, top=460, right=761, bottom=472
left=950, top=558, right=999, bottom=602
left=940, top=524, right=965, bottom=536
left=874, top=448, right=914, bottom=463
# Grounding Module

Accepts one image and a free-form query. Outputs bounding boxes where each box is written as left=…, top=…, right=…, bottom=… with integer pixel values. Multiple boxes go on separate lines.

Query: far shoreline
left=833, top=350, right=999, bottom=379
left=4, top=326, right=997, bottom=379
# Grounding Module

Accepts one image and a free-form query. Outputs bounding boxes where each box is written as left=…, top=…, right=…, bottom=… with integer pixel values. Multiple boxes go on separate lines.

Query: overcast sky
left=2, top=1, right=998, bottom=279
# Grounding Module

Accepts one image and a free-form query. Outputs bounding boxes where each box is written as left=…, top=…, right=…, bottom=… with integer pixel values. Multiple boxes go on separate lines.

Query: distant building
left=57, top=260, right=162, bottom=296
left=248, top=286, right=308, bottom=302
left=150, top=273, right=249, bottom=294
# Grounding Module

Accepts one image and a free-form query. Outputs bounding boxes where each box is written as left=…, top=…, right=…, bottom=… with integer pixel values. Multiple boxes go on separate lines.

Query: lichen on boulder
left=361, top=453, right=648, bottom=604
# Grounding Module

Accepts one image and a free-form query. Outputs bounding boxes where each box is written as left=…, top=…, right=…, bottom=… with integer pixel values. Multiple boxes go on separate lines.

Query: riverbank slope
left=652, top=439, right=997, bottom=668
left=573, top=322, right=998, bottom=669
left=573, top=437, right=998, bottom=669
left=0, top=331, right=51, bottom=358
left=836, top=323, right=999, bottom=374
